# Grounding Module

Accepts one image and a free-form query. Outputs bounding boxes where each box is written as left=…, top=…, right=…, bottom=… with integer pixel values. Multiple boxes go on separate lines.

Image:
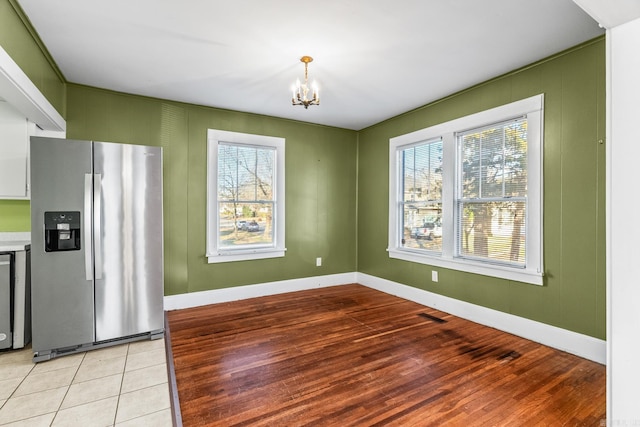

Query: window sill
left=387, top=248, right=543, bottom=286
left=207, top=248, right=286, bottom=263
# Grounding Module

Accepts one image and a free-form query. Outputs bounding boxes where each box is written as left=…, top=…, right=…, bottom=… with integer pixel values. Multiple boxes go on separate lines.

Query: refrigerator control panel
left=44, top=211, right=81, bottom=252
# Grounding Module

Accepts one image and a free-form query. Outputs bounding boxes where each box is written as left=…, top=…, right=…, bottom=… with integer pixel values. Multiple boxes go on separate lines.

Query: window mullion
left=441, top=133, right=456, bottom=258
left=479, top=133, right=483, bottom=199
left=411, top=147, right=416, bottom=201
left=502, top=125, right=506, bottom=197
left=427, top=144, right=431, bottom=200
left=235, top=146, right=239, bottom=204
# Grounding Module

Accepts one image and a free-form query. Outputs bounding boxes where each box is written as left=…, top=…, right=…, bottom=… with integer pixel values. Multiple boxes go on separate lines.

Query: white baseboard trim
left=357, top=273, right=606, bottom=365
left=163, top=271, right=605, bottom=364
left=163, top=272, right=357, bottom=311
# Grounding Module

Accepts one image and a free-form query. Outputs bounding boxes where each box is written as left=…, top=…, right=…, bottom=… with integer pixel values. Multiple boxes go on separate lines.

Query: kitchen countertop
left=0, top=232, right=31, bottom=251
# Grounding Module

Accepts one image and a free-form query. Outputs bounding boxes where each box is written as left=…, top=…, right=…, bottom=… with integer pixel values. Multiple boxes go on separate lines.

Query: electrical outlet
left=316, top=257, right=322, bottom=267
left=431, top=271, right=439, bottom=282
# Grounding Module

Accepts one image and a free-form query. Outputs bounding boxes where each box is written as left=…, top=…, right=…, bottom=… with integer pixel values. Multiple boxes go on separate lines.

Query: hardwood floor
left=166, top=284, right=605, bottom=426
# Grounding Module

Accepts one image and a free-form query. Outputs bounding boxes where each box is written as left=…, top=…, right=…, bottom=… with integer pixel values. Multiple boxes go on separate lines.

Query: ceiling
left=17, top=0, right=603, bottom=131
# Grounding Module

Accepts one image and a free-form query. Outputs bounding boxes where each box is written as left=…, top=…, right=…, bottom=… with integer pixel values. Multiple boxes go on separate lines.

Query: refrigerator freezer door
left=30, top=137, right=95, bottom=352
left=93, top=142, right=164, bottom=341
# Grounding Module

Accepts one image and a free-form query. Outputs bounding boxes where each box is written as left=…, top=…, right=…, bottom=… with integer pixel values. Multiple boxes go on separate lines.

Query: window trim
left=388, top=94, right=544, bottom=285
left=206, top=129, right=286, bottom=263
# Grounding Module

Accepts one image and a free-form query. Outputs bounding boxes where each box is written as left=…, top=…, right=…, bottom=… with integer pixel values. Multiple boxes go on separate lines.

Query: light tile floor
left=0, top=339, right=173, bottom=426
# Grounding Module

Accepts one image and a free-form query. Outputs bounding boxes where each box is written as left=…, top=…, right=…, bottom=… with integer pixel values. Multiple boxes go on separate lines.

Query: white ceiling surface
left=18, top=0, right=603, bottom=131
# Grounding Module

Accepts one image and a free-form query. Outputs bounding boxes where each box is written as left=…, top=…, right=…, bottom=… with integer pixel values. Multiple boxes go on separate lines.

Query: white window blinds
left=456, top=118, right=528, bottom=267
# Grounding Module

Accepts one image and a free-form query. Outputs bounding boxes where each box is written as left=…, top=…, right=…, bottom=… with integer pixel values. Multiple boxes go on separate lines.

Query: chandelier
left=291, top=56, right=319, bottom=109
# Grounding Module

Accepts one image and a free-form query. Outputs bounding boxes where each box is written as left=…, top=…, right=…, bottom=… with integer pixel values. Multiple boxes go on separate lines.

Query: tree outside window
left=218, top=143, right=275, bottom=249
left=206, top=129, right=285, bottom=263
left=457, top=119, right=527, bottom=266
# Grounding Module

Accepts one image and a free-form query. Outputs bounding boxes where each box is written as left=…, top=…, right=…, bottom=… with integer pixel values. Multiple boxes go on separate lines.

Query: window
left=399, top=138, right=444, bottom=253
left=389, top=95, right=543, bottom=285
left=456, top=119, right=528, bottom=267
left=206, top=129, right=285, bottom=263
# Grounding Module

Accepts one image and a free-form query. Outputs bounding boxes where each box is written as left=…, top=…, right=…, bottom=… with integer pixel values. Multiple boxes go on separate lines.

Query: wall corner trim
left=357, top=272, right=606, bottom=364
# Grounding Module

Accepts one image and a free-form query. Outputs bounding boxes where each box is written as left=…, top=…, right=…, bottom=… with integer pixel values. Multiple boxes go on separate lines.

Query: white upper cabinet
left=0, top=100, right=29, bottom=199
left=0, top=45, right=67, bottom=200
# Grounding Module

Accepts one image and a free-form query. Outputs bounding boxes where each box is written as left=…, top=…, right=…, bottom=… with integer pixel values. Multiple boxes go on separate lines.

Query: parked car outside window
left=411, top=221, right=442, bottom=240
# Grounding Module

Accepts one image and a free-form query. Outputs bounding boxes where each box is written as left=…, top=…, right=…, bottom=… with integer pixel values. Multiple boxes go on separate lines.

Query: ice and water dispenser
left=44, top=211, right=81, bottom=252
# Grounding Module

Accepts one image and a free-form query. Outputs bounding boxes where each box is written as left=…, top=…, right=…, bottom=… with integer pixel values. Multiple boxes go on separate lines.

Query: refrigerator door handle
left=94, top=173, right=103, bottom=280
left=84, top=173, right=93, bottom=281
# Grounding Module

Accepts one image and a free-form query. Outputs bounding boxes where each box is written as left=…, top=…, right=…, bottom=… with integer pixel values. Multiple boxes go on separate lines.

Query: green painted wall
left=0, top=6, right=605, bottom=339
left=65, top=85, right=358, bottom=296
left=0, top=200, right=30, bottom=231
left=357, top=38, right=606, bottom=339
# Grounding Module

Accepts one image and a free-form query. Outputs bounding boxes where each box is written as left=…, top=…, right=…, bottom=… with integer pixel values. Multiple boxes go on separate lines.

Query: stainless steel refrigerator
left=30, top=137, right=164, bottom=362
